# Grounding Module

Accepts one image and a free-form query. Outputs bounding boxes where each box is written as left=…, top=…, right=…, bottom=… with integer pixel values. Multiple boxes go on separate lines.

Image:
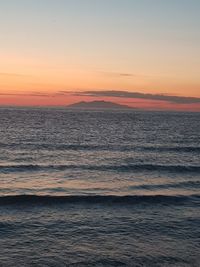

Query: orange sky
left=0, top=1, right=200, bottom=111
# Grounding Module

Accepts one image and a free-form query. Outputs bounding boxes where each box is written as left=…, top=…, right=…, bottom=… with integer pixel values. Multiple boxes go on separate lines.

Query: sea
left=0, top=107, right=199, bottom=267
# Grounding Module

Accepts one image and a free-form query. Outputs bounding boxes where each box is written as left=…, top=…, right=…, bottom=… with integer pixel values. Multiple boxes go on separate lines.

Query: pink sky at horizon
left=0, top=90, right=200, bottom=112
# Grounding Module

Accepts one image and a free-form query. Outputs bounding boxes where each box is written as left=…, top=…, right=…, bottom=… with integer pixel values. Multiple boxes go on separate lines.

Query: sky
left=0, top=0, right=200, bottom=111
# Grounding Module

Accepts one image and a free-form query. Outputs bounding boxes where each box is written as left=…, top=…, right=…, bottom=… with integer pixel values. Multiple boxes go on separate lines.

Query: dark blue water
left=0, top=107, right=199, bottom=266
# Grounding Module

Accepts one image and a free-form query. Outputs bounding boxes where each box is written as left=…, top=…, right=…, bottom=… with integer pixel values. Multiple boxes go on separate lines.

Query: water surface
left=0, top=108, right=199, bottom=266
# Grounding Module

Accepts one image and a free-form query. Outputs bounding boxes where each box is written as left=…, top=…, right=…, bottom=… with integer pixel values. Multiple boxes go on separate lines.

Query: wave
left=1, top=142, right=199, bottom=153
left=0, top=163, right=200, bottom=173
left=130, top=180, right=200, bottom=190
left=0, top=194, right=199, bottom=206
left=141, top=146, right=200, bottom=153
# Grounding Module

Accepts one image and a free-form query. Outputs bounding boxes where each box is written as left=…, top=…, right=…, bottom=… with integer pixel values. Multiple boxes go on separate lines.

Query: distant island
left=66, top=100, right=135, bottom=110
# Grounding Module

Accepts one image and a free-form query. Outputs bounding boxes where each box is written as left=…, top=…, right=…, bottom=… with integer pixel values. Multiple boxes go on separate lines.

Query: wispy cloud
left=100, top=71, right=136, bottom=78
left=73, top=90, right=200, bottom=104
left=0, top=92, right=51, bottom=97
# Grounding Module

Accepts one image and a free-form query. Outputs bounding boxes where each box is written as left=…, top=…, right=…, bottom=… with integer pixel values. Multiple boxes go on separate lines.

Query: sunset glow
left=0, top=0, right=200, bottom=111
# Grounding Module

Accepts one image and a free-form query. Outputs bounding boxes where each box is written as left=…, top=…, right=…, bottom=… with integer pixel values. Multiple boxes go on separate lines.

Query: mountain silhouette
left=67, top=100, right=134, bottom=110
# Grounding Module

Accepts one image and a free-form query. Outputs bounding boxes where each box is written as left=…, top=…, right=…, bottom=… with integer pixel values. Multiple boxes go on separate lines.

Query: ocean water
left=0, top=107, right=199, bottom=266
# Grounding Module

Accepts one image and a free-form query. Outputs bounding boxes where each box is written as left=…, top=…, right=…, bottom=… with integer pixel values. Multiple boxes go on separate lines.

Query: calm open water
left=0, top=107, right=199, bottom=266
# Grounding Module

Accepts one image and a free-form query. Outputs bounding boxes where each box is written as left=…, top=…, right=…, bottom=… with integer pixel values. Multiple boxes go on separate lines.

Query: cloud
left=73, top=90, right=200, bottom=104
left=102, top=72, right=135, bottom=77
left=55, top=91, right=72, bottom=96
left=0, top=92, right=51, bottom=97
left=1, top=90, right=200, bottom=105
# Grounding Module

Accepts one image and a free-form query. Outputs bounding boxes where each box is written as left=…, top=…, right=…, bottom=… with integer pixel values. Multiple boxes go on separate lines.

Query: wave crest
left=0, top=194, right=199, bottom=206
left=0, top=163, right=200, bottom=173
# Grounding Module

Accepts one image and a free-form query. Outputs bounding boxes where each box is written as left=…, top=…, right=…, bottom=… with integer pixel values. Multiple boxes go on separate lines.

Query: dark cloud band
left=73, top=90, right=200, bottom=104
